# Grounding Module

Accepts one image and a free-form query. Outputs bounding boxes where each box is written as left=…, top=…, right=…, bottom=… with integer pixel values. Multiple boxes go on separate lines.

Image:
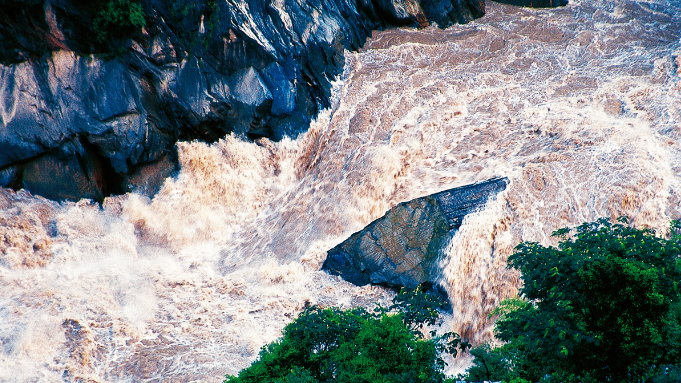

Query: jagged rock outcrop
left=322, top=177, right=508, bottom=290
left=0, top=0, right=485, bottom=201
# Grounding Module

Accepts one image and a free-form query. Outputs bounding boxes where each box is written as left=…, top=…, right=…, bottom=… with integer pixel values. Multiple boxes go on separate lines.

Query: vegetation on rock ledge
left=93, top=0, right=146, bottom=44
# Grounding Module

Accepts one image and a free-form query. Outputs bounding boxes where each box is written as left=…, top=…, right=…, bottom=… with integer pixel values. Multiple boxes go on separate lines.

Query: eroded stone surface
left=323, top=177, right=508, bottom=289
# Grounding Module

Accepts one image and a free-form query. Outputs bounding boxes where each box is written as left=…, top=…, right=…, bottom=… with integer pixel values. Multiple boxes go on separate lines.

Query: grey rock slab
left=323, top=177, right=508, bottom=290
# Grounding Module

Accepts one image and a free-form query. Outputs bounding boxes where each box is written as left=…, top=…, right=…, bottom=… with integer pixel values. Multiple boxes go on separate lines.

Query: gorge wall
left=0, top=0, right=485, bottom=201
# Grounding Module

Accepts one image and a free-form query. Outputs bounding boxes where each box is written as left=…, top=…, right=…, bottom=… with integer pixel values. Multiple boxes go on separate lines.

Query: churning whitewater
left=1, top=0, right=680, bottom=381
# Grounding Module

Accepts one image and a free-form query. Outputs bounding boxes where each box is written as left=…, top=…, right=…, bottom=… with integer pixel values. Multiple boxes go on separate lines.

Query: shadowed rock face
left=322, top=177, right=508, bottom=289
left=0, top=0, right=485, bottom=201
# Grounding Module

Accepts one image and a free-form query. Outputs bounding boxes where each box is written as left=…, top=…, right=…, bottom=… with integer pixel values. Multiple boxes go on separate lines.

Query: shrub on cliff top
left=92, top=0, right=146, bottom=43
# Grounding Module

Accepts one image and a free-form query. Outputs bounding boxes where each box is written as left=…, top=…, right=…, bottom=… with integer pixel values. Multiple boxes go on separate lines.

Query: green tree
left=465, top=218, right=681, bottom=382
left=92, top=0, right=146, bottom=43
left=225, top=286, right=469, bottom=383
left=463, top=343, right=516, bottom=382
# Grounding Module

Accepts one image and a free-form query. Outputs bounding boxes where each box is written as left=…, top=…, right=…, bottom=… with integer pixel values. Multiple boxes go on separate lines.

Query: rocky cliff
left=0, top=0, right=485, bottom=201
left=322, top=177, right=508, bottom=290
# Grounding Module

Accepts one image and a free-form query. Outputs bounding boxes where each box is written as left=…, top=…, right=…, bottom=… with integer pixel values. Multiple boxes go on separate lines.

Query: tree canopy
left=92, top=0, right=146, bottom=44
left=225, top=286, right=469, bottom=383
left=465, top=218, right=681, bottom=382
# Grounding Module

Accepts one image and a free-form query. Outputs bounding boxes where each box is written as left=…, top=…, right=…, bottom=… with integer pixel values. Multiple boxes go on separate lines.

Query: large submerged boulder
left=0, top=0, right=485, bottom=201
left=322, top=177, right=508, bottom=290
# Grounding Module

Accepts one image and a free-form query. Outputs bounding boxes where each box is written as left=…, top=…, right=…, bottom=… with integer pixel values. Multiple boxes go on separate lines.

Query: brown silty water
left=1, top=0, right=680, bottom=381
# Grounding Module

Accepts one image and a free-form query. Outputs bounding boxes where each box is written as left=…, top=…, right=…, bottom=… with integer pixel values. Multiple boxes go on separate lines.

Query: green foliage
left=205, top=0, right=219, bottom=33
left=225, top=286, right=469, bottom=383
left=463, top=343, right=516, bottom=382
left=93, top=0, right=146, bottom=43
left=465, top=217, right=681, bottom=382
left=507, top=378, right=531, bottom=383
left=649, top=364, right=681, bottom=383
left=385, top=285, right=448, bottom=331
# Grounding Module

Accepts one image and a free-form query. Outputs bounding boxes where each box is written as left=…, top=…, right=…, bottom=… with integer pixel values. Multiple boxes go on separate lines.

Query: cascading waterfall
left=1, top=0, right=680, bottom=381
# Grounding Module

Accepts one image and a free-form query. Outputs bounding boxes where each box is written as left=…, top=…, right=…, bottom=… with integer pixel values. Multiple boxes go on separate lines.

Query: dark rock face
left=322, top=177, right=508, bottom=290
left=0, top=0, right=485, bottom=201
left=422, top=0, right=485, bottom=26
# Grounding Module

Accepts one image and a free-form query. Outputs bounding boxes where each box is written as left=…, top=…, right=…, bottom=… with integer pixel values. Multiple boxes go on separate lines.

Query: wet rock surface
left=422, top=0, right=485, bottom=26
left=0, top=0, right=485, bottom=201
left=323, top=177, right=508, bottom=289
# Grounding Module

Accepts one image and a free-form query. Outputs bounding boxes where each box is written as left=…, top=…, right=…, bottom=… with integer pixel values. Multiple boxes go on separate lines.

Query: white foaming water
left=2, top=0, right=681, bottom=380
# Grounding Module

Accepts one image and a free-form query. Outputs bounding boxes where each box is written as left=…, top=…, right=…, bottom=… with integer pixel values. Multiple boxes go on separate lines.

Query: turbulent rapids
left=1, top=0, right=681, bottom=381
